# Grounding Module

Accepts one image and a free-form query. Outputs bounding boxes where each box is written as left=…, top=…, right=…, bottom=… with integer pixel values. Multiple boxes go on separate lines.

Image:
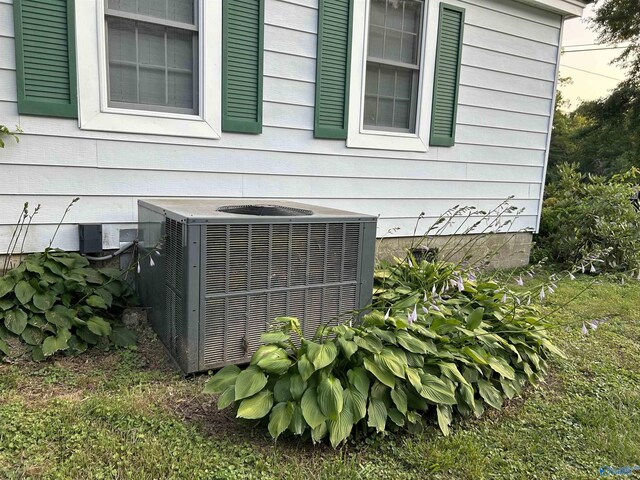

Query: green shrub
left=204, top=256, right=562, bottom=447
left=535, top=163, right=640, bottom=272
left=0, top=249, right=137, bottom=360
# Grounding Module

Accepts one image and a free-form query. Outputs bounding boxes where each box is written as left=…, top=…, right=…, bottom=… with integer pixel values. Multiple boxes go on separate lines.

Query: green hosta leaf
left=458, top=383, right=477, bottom=411
left=0, top=337, right=10, bottom=356
left=437, top=404, right=453, bottom=436
left=45, top=306, right=73, bottom=329
left=289, top=373, right=307, bottom=401
left=274, top=375, right=293, bottom=403
left=251, top=345, right=281, bottom=365
left=86, top=316, right=112, bottom=337
left=462, top=346, right=489, bottom=365
left=311, top=421, right=328, bottom=444
left=500, top=379, right=517, bottom=400
left=419, top=374, right=457, bottom=405
left=347, top=367, right=370, bottom=396
left=32, top=291, right=56, bottom=311
left=405, top=367, right=423, bottom=393
left=336, top=336, right=358, bottom=359
left=41, top=331, right=69, bottom=357
left=301, top=387, right=326, bottom=429
left=109, top=327, right=136, bottom=347
left=4, top=308, right=28, bottom=335
left=306, top=341, right=338, bottom=370
left=235, top=365, right=268, bottom=401
left=328, top=407, right=354, bottom=448
left=488, top=356, right=515, bottom=380
left=354, top=334, right=383, bottom=354
left=297, top=354, right=315, bottom=382
left=261, top=331, right=290, bottom=345
left=76, top=327, right=100, bottom=345
left=395, top=330, right=429, bottom=354
left=21, top=325, right=46, bottom=346
left=30, top=346, right=45, bottom=362
left=0, top=276, right=16, bottom=298
left=390, top=386, right=408, bottom=415
left=204, top=365, right=242, bottom=395
left=367, top=398, right=387, bottom=433
left=256, top=347, right=292, bottom=375
left=236, top=390, right=273, bottom=420
left=24, top=260, right=44, bottom=275
left=268, top=402, right=294, bottom=439
left=0, top=298, right=14, bottom=311
left=439, top=362, right=471, bottom=386
left=289, top=403, right=306, bottom=435
left=466, top=307, right=484, bottom=330
left=541, top=339, right=566, bottom=359
left=95, top=288, right=113, bottom=307
left=477, top=379, right=503, bottom=409
left=67, top=335, right=88, bottom=355
left=376, top=349, right=406, bottom=378
left=218, top=386, right=236, bottom=410
left=317, top=376, right=343, bottom=420
left=15, top=280, right=36, bottom=305
left=364, top=357, right=395, bottom=389
left=343, top=387, right=367, bottom=422
left=86, top=295, right=107, bottom=310
left=387, top=408, right=405, bottom=427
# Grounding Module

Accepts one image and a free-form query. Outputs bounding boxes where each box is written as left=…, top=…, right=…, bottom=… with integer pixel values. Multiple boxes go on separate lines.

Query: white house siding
left=0, top=0, right=562, bottom=252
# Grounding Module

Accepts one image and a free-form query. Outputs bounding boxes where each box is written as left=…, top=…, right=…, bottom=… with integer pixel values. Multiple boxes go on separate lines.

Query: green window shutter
left=13, top=0, right=77, bottom=118
left=430, top=3, right=465, bottom=147
left=314, top=0, right=353, bottom=140
left=223, top=0, right=264, bottom=134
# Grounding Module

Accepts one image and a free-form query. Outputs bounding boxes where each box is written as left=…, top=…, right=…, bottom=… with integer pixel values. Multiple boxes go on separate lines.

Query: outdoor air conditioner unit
left=137, top=199, right=377, bottom=374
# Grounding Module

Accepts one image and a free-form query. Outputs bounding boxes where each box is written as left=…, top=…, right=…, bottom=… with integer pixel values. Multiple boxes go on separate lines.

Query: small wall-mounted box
left=78, top=224, right=103, bottom=254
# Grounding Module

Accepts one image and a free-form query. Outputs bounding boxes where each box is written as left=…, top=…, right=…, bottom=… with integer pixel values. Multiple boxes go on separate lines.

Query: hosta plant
left=0, top=248, right=137, bottom=360
left=204, top=256, right=564, bottom=447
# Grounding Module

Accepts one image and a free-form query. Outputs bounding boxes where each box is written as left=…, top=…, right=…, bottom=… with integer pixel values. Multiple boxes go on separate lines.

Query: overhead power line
left=563, top=42, right=630, bottom=48
left=559, top=64, right=624, bottom=81
left=563, top=46, right=628, bottom=53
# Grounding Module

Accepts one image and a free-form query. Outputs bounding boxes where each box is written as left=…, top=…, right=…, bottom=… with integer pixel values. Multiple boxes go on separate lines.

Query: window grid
left=364, top=0, right=422, bottom=133
left=104, top=0, right=199, bottom=115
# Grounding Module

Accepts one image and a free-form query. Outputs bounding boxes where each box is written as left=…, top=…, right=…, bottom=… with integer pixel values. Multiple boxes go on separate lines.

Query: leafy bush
left=535, top=163, right=640, bottom=272
left=204, top=256, right=562, bottom=447
left=0, top=249, right=137, bottom=360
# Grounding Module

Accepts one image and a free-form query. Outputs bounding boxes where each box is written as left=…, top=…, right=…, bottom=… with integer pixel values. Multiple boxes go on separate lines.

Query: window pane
left=370, top=0, right=386, bottom=27
left=368, top=26, right=384, bottom=58
left=138, top=23, right=165, bottom=67
left=385, top=2, right=403, bottom=30
left=109, top=0, right=195, bottom=25
left=378, top=98, right=394, bottom=127
left=367, top=0, right=422, bottom=65
left=401, top=33, right=419, bottom=64
left=363, top=63, right=415, bottom=132
left=403, top=1, right=421, bottom=33
left=106, top=16, right=197, bottom=113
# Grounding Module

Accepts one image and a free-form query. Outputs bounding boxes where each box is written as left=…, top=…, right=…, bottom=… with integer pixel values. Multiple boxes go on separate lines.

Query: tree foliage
left=593, top=0, right=640, bottom=80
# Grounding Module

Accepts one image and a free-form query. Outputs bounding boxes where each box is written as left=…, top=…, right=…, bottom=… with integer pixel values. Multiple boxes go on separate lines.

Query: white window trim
left=75, top=0, right=221, bottom=139
left=347, top=0, right=439, bottom=152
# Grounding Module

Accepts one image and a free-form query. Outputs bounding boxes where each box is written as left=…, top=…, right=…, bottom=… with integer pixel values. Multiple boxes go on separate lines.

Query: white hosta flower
left=501, top=293, right=507, bottom=303
left=581, top=264, right=585, bottom=273
left=384, top=308, right=390, bottom=320
left=590, top=264, right=596, bottom=273
left=468, top=272, right=476, bottom=282
left=456, top=276, right=464, bottom=291
left=422, top=306, right=429, bottom=314
left=408, top=305, right=418, bottom=324
left=516, top=276, right=524, bottom=286
left=423, top=291, right=428, bottom=303
left=548, top=286, right=555, bottom=294
left=431, top=284, right=437, bottom=295
left=149, top=256, right=155, bottom=267
left=527, top=296, right=531, bottom=305
left=136, top=263, right=141, bottom=274
left=568, top=272, right=576, bottom=281
left=408, top=257, right=413, bottom=268
left=516, top=296, right=521, bottom=305
left=539, top=287, right=546, bottom=301
left=431, top=304, right=440, bottom=312
left=588, top=322, right=598, bottom=330
left=581, top=323, right=589, bottom=335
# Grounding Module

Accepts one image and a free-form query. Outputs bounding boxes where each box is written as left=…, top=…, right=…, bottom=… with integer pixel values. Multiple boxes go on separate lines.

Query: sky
left=558, top=3, right=628, bottom=110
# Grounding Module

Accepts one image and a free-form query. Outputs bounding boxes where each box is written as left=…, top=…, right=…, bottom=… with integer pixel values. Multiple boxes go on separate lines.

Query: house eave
left=514, top=0, right=587, bottom=17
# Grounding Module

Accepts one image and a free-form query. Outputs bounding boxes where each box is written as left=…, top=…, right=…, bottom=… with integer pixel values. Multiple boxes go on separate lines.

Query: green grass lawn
left=1, top=274, right=640, bottom=479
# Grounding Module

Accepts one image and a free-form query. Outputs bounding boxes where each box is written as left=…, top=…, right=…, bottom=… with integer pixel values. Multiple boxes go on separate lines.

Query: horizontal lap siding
left=0, top=0, right=561, bottom=251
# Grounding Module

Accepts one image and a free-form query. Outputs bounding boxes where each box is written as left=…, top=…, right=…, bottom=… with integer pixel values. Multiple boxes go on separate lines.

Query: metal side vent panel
left=202, top=222, right=362, bottom=368
left=164, top=218, right=186, bottom=363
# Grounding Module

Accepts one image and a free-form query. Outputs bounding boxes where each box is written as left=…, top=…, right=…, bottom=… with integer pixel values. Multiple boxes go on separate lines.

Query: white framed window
left=75, top=0, right=221, bottom=139
left=348, top=0, right=439, bottom=152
